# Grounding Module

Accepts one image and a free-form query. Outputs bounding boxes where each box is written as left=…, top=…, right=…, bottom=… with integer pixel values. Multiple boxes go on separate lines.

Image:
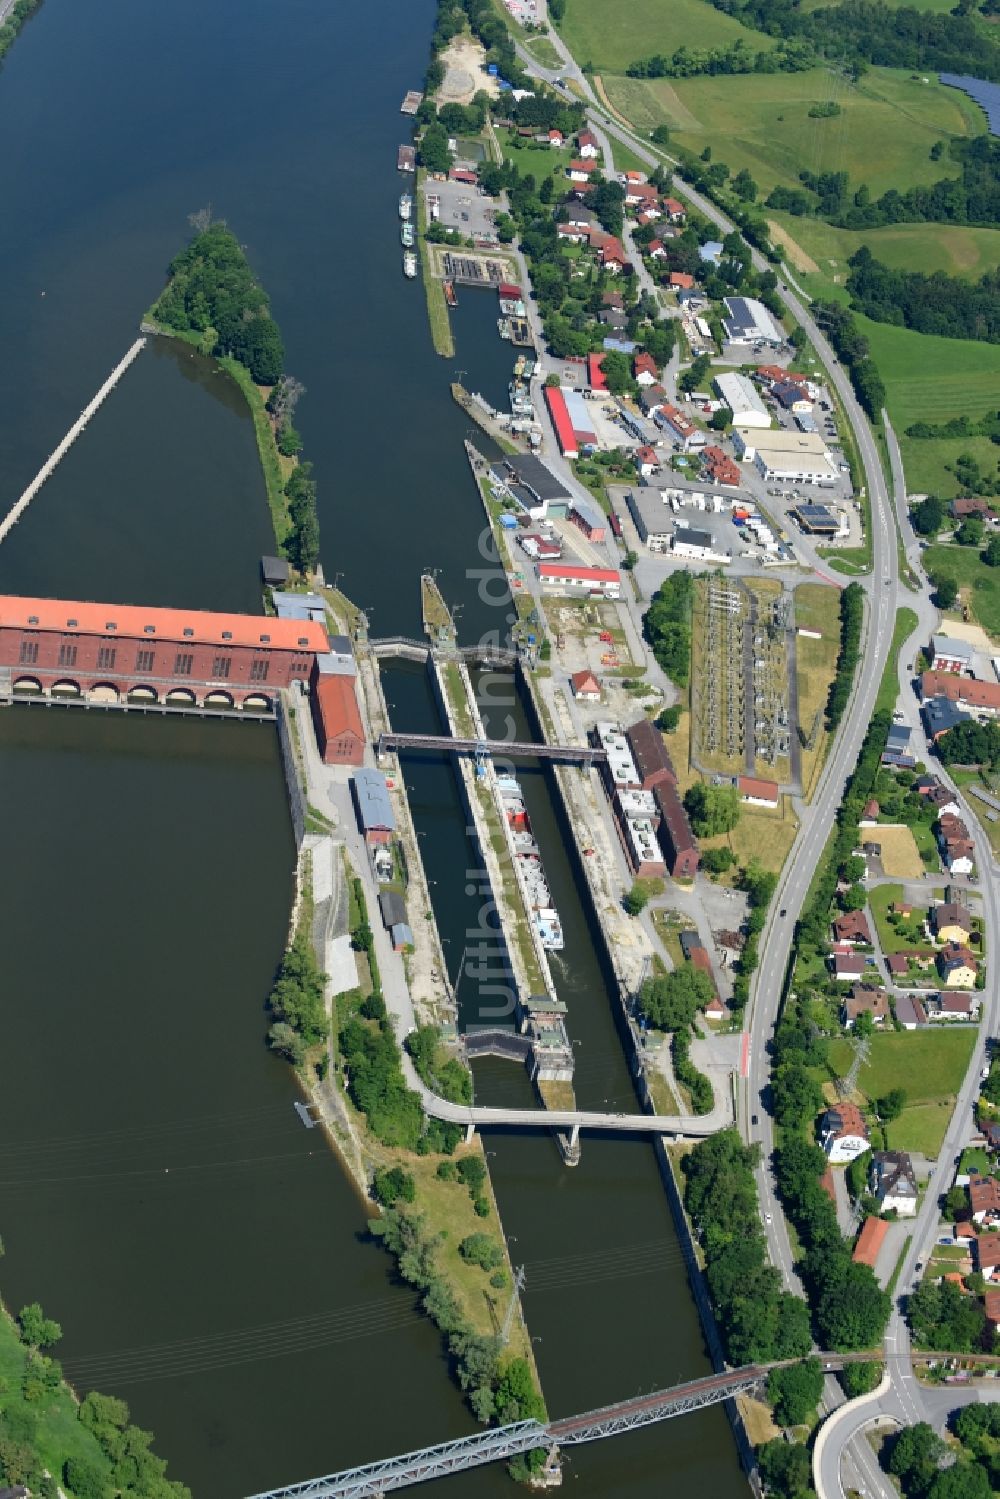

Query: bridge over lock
left=377, top=730, right=606, bottom=766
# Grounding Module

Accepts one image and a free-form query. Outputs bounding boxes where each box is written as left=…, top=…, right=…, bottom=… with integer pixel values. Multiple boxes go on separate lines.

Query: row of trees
left=847, top=246, right=1000, bottom=345
left=637, top=966, right=717, bottom=1113
left=684, top=1131, right=813, bottom=1364
left=644, top=571, right=695, bottom=687
left=812, top=299, right=886, bottom=420
left=370, top=1206, right=546, bottom=1467
left=730, top=861, right=778, bottom=1014
left=826, top=582, right=864, bottom=730
left=888, top=1409, right=1000, bottom=1497
left=707, top=0, right=1000, bottom=85
left=938, top=719, right=1000, bottom=769
left=0, top=0, right=41, bottom=64
left=626, top=37, right=813, bottom=79
left=266, top=922, right=327, bottom=1066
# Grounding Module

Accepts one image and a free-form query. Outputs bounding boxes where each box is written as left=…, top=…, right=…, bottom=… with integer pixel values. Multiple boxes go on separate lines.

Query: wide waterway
left=0, top=1, right=745, bottom=1495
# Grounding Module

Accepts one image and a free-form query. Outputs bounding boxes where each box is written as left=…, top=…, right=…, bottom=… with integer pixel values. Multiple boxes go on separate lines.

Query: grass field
left=603, top=66, right=980, bottom=199
left=794, top=582, right=841, bottom=799
left=827, top=1027, right=978, bottom=1155
left=0, top=1308, right=117, bottom=1488
left=868, top=882, right=932, bottom=953
left=922, top=542, right=1000, bottom=640
left=523, top=32, right=563, bottom=68
left=770, top=215, right=1000, bottom=296
left=700, top=802, right=799, bottom=878
left=857, top=316, right=1000, bottom=499
left=872, top=824, right=924, bottom=878
left=558, top=0, right=772, bottom=75
left=874, top=608, right=919, bottom=717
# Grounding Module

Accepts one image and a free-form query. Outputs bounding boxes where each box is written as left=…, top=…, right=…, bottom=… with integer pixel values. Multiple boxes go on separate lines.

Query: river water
left=0, top=1, right=745, bottom=1495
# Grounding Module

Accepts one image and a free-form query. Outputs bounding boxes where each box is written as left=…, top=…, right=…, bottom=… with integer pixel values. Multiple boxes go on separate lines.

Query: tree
left=637, top=966, right=716, bottom=1031
left=651, top=124, right=671, bottom=146
left=684, top=783, right=740, bottom=837
left=931, top=572, right=959, bottom=609
left=418, top=122, right=452, bottom=174
left=459, top=1234, right=504, bottom=1271
left=623, top=882, right=649, bottom=916
left=276, top=421, right=302, bottom=457
left=766, top=1358, right=824, bottom=1426
left=771, top=1060, right=823, bottom=1130
left=494, top=1357, right=545, bottom=1424
left=908, top=1277, right=986, bottom=1351
left=888, top=1422, right=945, bottom=1493
left=701, top=846, right=736, bottom=875
left=942, top=1184, right=968, bottom=1221
left=679, top=353, right=711, bottom=394
left=600, top=349, right=636, bottom=396
left=63, top=1458, right=109, bottom=1499
left=956, top=516, right=985, bottom=547
left=840, top=1360, right=881, bottom=1398
left=983, top=536, right=1000, bottom=567
left=815, top=1261, right=891, bottom=1349
left=929, top=1466, right=991, bottom=1499
left=18, top=1303, right=61, bottom=1350
left=372, top=1166, right=416, bottom=1206
left=877, top=1088, right=906, bottom=1122
left=267, top=1021, right=304, bottom=1066
left=911, top=495, right=945, bottom=535
left=732, top=167, right=758, bottom=202
left=756, top=1438, right=811, bottom=1497
left=840, top=883, right=867, bottom=911
left=657, top=704, right=681, bottom=733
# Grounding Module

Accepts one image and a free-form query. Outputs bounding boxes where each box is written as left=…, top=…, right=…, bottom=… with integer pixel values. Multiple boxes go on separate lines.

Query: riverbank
left=0, top=0, right=39, bottom=61
left=416, top=168, right=455, bottom=358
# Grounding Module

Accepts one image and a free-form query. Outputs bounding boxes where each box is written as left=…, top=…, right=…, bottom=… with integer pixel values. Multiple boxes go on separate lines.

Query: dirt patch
left=438, top=35, right=499, bottom=105
left=768, top=219, right=820, bottom=275
left=872, top=824, right=924, bottom=879
left=937, top=620, right=995, bottom=653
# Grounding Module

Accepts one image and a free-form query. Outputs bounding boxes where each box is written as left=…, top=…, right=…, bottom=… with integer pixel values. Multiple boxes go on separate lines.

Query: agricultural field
left=827, top=1027, right=978, bottom=1156
left=870, top=824, right=925, bottom=879
left=557, top=0, right=772, bottom=75
left=921, top=542, right=1000, bottom=640
left=601, top=66, right=981, bottom=199
left=794, top=582, right=840, bottom=800
left=769, top=215, right=1000, bottom=299
left=857, top=316, right=1000, bottom=499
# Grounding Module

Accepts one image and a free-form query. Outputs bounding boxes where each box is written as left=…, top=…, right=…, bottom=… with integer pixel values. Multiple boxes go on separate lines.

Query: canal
left=0, top=1, right=746, bottom=1496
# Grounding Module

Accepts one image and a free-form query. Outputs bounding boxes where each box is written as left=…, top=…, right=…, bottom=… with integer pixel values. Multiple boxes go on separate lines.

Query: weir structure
left=0, top=338, right=147, bottom=544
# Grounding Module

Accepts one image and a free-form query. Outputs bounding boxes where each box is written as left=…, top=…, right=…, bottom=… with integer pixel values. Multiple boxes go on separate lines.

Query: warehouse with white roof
left=722, top=296, right=784, bottom=347
left=733, top=428, right=838, bottom=485
left=714, top=372, right=771, bottom=429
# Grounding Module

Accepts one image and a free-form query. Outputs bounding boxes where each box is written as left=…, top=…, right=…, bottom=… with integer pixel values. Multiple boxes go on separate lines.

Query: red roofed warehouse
left=537, top=563, right=622, bottom=599
left=654, top=781, right=699, bottom=877
left=544, top=386, right=579, bottom=458
left=587, top=352, right=608, bottom=392
left=852, top=1216, right=888, bottom=1269
left=0, top=594, right=328, bottom=711
left=310, top=666, right=366, bottom=766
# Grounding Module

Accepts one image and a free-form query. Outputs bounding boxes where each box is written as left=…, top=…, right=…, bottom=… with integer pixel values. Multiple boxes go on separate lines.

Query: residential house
left=635, top=444, right=659, bottom=478
left=934, top=990, right=980, bottom=1020
left=952, top=496, right=992, bottom=520
left=557, top=222, right=590, bottom=245
left=701, top=446, right=741, bottom=487
left=625, top=183, right=659, bottom=209
left=648, top=238, right=668, bottom=260
left=831, top=951, right=867, bottom=981
left=705, top=993, right=726, bottom=1022
left=984, top=1288, right=1000, bottom=1327
left=832, top=909, right=873, bottom=946
left=927, top=785, right=962, bottom=819
left=932, top=902, right=973, bottom=944
left=577, top=129, right=599, bottom=159
left=870, top=1151, right=918, bottom=1216
left=969, top=1175, right=1000, bottom=1226
left=599, top=239, right=628, bottom=274
left=571, top=669, right=601, bottom=702
left=976, top=1233, right=1000, bottom=1281
left=843, top=984, right=890, bottom=1026
left=663, top=197, right=686, bottom=223
left=821, top=1102, right=870, bottom=1163
left=567, top=159, right=597, bottom=183
left=599, top=307, right=628, bottom=331
left=640, top=383, right=669, bottom=416
left=895, top=993, right=928, bottom=1029
left=984, top=1121, right=1000, bottom=1153
left=658, top=403, right=699, bottom=449
left=634, top=351, right=659, bottom=386
left=602, top=289, right=625, bottom=310
left=937, top=942, right=978, bottom=988
left=772, top=381, right=811, bottom=413
left=922, top=670, right=1000, bottom=716
left=669, top=271, right=695, bottom=291
left=548, top=128, right=564, bottom=146
left=923, top=695, right=971, bottom=742
left=943, top=838, right=975, bottom=876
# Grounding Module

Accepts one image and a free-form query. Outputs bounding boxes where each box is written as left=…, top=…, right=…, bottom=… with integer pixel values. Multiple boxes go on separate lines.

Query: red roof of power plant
left=0, top=595, right=329, bottom=653
left=544, top=386, right=579, bottom=457
left=497, top=282, right=522, bottom=301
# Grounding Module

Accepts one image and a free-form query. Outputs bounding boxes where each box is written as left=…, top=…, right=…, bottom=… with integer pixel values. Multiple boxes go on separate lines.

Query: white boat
left=495, top=773, right=565, bottom=952
left=398, top=192, right=413, bottom=220
left=401, top=222, right=415, bottom=248
left=403, top=251, right=418, bottom=278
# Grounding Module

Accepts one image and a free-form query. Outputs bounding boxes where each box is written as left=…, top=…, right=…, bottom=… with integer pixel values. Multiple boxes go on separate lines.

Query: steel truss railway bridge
left=246, top=1358, right=863, bottom=1499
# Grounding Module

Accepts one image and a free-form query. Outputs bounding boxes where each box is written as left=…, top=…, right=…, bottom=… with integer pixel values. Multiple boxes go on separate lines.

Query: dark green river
left=0, top=2, right=746, bottom=1494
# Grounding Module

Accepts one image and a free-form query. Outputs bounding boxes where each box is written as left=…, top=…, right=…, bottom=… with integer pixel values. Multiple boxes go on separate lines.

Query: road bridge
left=368, top=637, right=519, bottom=668
left=377, top=731, right=604, bottom=765
left=0, top=338, right=146, bottom=544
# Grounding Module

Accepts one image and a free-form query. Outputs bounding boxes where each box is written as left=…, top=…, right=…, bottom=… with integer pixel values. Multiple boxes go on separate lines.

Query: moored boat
left=398, top=192, right=413, bottom=220
left=403, top=251, right=418, bottom=278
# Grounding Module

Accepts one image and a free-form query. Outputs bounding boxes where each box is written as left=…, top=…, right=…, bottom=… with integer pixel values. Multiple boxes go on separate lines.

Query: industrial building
left=536, top=563, right=621, bottom=599
left=625, top=488, right=674, bottom=551
left=722, top=296, right=784, bottom=347
left=495, top=454, right=571, bottom=518
left=930, top=634, right=975, bottom=674
left=352, top=769, right=396, bottom=845
left=310, top=660, right=366, bottom=765
left=733, top=428, right=838, bottom=485
left=671, top=526, right=729, bottom=563
left=654, top=780, right=699, bottom=877
left=714, top=372, right=771, bottom=429
left=791, top=504, right=840, bottom=535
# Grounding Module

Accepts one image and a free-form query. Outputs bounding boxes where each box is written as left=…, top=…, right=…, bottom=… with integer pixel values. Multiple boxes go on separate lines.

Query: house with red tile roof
left=853, top=1216, right=888, bottom=1269
left=669, top=271, right=695, bottom=290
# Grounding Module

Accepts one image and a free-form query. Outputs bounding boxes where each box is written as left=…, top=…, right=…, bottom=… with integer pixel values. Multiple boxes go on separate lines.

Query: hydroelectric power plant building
left=0, top=594, right=330, bottom=712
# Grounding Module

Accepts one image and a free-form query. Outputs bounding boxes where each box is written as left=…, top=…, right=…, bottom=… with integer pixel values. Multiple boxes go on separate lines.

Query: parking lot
left=424, top=177, right=496, bottom=242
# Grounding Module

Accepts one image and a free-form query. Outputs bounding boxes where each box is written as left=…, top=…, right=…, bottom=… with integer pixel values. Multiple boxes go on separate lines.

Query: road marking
left=740, top=1031, right=749, bottom=1078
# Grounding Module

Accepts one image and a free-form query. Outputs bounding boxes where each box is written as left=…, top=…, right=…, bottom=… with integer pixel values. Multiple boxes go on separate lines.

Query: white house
left=821, top=1103, right=870, bottom=1164
left=577, top=129, right=599, bottom=159
left=870, top=1151, right=918, bottom=1217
